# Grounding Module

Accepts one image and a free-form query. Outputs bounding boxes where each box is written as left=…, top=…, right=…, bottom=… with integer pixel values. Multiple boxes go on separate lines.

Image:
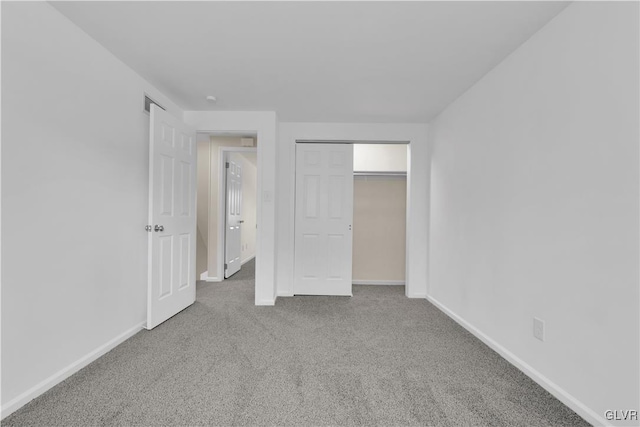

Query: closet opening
left=352, top=144, right=408, bottom=288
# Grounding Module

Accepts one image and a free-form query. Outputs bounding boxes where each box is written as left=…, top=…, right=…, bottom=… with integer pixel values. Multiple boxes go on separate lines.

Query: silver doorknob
left=154, top=225, right=164, bottom=232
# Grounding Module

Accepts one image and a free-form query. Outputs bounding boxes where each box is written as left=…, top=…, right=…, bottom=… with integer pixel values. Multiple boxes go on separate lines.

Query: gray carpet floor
left=4, top=259, right=588, bottom=426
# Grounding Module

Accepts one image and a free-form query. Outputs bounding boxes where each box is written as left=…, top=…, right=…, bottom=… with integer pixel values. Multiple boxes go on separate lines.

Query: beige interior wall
left=196, top=137, right=210, bottom=276
left=207, top=136, right=257, bottom=278
left=196, top=232, right=208, bottom=277
left=239, top=152, right=257, bottom=263
left=353, top=176, right=407, bottom=282
left=352, top=143, right=407, bottom=282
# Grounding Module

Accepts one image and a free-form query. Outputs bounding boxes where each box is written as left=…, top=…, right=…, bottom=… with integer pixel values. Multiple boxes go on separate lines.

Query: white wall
left=428, top=2, right=639, bottom=426
left=354, top=144, right=407, bottom=172
left=277, top=123, right=429, bottom=298
left=240, top=152, right=258, bottom=264
left=183, top=111, right=278, bottom=305
left=1, top=2, right=183, bottom=416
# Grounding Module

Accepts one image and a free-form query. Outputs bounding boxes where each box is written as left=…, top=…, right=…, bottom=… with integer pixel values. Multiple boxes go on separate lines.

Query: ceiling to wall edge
left=199, top=131, right=258, bottom=139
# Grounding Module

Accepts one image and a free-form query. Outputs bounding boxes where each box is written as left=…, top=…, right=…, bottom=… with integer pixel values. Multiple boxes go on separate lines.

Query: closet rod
left=353, top=171, right=407, bottom=177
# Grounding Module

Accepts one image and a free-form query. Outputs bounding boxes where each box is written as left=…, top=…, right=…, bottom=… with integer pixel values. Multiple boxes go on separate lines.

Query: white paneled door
left=146, top=105, right=197, bottom=329
left=294, top=143, right=354, bottom=296
left=225, top=153, right=243, bottom=278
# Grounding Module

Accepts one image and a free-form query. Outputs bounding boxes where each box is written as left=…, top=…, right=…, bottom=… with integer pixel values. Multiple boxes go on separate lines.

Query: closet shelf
left=353, top=171, right=407, bottom=177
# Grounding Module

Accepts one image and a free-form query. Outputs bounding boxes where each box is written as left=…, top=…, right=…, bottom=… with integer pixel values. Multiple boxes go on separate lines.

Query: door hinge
left=225, top=162, right=230, bottom=168
left=224, top=263, right=228, bottom=269
left=145, top=225, right=152, bottom=232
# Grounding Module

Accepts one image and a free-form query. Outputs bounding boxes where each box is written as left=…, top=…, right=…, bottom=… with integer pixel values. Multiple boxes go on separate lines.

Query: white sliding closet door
left=294, top=143, right=354, bottom=296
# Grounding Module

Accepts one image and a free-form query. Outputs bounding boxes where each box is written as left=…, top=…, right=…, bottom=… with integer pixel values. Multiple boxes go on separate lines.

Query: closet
left=352, top=144, right=407, bottom=285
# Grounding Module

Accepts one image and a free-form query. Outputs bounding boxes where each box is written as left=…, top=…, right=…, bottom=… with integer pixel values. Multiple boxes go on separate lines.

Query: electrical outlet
left=533, top=317, right=545, bottom=342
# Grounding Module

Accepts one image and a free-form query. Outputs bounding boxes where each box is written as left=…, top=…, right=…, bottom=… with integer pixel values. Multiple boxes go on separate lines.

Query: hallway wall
left=196, top=135, right=211, bottom=277
left=240, top=152, right=258, bottom=264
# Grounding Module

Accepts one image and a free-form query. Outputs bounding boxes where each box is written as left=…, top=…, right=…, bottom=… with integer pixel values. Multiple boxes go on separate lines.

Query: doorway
left=195, top=134, right=258, bottom=283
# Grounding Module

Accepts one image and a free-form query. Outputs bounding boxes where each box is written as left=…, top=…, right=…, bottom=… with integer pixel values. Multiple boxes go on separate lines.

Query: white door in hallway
left=225, top=153, right=243, bottom=278
left=294, top=143, right=354, bottom=296
left=147, top=105, right=197, bottom=329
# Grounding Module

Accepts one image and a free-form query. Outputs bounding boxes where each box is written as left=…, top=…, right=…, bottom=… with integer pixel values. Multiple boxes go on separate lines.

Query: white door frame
left=292, top=139, right=412, bottom=296
left=186, top=111, right=277, bottom=306
left=217, top=146, right=257, bottom=281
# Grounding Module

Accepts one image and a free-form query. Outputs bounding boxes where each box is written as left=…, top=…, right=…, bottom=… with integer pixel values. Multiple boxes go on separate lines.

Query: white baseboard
left=199, top=271, right=208, bottom=281
left=353, top=280, right=405, bottom=286
left=241, top=254, right=255, bottom=265
left=203, top=276, right=222, bottom=282
left=1, top=321, right=145, bottom=420
left=256, top=297, right=276, bottom=306
left=277, top=292, right=294, bottom=297
left=406, top=292, right=427, bottom=298
left=426, top=295, right=606, bottom=427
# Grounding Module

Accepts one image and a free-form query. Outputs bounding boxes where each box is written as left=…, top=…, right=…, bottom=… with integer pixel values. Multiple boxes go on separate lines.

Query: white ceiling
left=51, top=1, right=568, bottom=123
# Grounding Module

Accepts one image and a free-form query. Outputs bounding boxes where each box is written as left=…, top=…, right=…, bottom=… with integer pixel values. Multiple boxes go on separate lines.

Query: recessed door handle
left=154, top=225, right=164, bottom=232
left=238, top=220, right=244, bottom=224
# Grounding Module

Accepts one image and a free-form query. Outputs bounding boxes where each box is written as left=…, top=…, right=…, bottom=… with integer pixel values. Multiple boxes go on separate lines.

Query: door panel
left=158, top=235, right=173, bottom=299
left=178, top=233, right=190, bottom=290
left=147, top=105, right=196, bottom=329
left=294, top=143, right=354, bottom=296
left=159, top=155, right=174, bottom=216
left=179, top=161, right=191, bottom=216
left=303, top=175, right=320, bottom=218
left=327, top=234, right=347, bottom=279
